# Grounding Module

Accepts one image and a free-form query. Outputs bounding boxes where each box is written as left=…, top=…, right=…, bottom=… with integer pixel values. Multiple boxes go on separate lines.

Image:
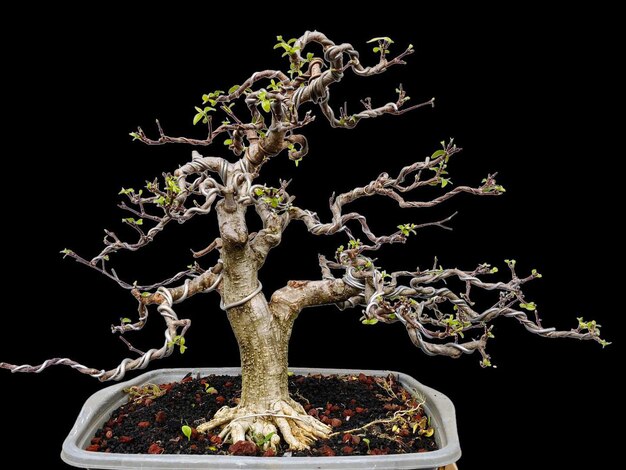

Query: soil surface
left=87, top=372, right=438, bottom=457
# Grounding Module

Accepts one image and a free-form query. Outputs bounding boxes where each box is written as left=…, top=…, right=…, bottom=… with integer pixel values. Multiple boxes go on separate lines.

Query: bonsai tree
left=0, top=31, right=607, bottom=451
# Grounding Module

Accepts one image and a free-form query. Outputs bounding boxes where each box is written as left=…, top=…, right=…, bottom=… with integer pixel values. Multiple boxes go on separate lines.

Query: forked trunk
left=201, top=201, right=332, bottom=449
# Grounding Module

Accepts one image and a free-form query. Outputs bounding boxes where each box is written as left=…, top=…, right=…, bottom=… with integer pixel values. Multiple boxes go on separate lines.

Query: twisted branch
left=1, top=263, right=224, bottom=380
left=2, top=31, right=607, bottom=386
left=286, top=141, right=499, bottom=253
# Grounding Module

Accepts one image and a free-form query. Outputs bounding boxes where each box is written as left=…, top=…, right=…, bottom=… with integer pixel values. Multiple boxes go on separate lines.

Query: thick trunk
left=215, top=197, right=293, bottom=408
left=226, top=294, right=293, bottom=408
left=200, top=197, right=331, bottom=449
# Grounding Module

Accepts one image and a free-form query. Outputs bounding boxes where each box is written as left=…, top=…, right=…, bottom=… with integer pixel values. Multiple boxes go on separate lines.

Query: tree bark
left=196, top=197, right=332, bottom=450
left=215, top=196, right=293, bottom=407
left=227, top=294, right=293, bottom=408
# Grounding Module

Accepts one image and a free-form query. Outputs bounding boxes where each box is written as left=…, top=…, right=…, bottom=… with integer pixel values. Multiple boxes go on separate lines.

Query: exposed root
left=197, top=397, right=331, bottom=451
left=329, top=403, right=424, bottom=437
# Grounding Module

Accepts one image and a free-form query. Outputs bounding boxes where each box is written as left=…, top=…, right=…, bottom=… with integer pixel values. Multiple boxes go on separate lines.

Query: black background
left=0, top=7, right=620, bottom=469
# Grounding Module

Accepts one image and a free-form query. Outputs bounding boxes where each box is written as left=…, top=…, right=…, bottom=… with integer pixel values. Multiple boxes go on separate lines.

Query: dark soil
left=87, top=372, right=438, bottom=457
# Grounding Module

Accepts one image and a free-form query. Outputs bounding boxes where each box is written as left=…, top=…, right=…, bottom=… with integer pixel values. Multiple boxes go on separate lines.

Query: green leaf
left=361, top=318, right=379, bottom=325
left=121, top=317, right=132, bottom=324
left=135, top=219, right=143, bottom=226
left=181, top=425, right=192, bottom=441
left=193, top=112, right=203, bottom=125
left=141, top=292, right=151, bottom=298
left=60, top=248, right=72, bottom=255
left=118, top=187, right=134, bottom=195
left=441, top=178, right=451, bottom=188
left=372, top=47, right=380, bottom=53
left=431, top=149, right=446, bottom=159
left=519, top=302, right=537, bottom=311
left=294, top=158, right=302, bottom=167
left=531, top=269, right=543, bottom=278
left=348, top=239, right=362, bottom=249
left=179, top=345, right=187, bottom=354
left=224, top=139, right=233, bottom=146
left=129, top=132, right=141, bottom=141
left=165, top=176, right=181, bottom=194
left=228, top=84, right=240, bottom=94
left=490, top=267, right=499, bottom=274
left=261, top=100, right=271, bottom=113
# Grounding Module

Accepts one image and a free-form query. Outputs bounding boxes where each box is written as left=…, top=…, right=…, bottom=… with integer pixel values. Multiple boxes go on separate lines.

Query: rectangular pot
left=62, top=367, right=461, bottom=469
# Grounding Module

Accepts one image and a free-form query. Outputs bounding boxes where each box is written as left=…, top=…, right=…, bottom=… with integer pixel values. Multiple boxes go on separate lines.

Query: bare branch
left=61, top=249, right=195, bottom=291
left=136, top=262, right=224, bottom=307
left=191, top=237, right=222, bottom=258
left=325, top=261, right=609, bottom=367
left=292, top=31, right=416, bottom=108
left=119, top=336, right=145, bottom=356
left=134, top=70, right=288, bottom=147
left=270, top=279, right=360, bottom=320
left=62, top=162, right=223, bottom=290
left=176, top=150, right=227, bottom=178
left=287, top=141, right=498, bottom=252
left=1, top=262, right=225, bottom=381
left=1, top=288, right=190, bottom=381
